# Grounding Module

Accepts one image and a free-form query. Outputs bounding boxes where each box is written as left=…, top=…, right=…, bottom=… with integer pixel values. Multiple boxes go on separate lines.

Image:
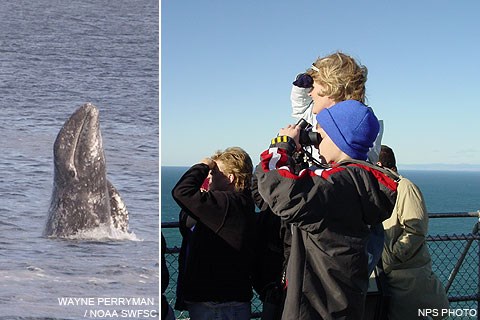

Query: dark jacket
left=172, top=163, right=255, bottom=308
left=251, top=173, right=286, bottom=301
left=255, top=145, right=397, bottom=320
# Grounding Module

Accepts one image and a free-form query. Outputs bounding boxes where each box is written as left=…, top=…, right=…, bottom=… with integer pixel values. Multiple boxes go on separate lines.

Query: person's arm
left=291, top=73, right=315, bottom=125
left=367, top=119, right=383, bottom=163
left=171, top=163, right=248, bottom=250
left=390, top=180, right=428, bottom=262
left=291, top=87, right=314, bottom=123
left=254, top=128, right=329, bottom=229
left=172, top=163, right=214, bottom=220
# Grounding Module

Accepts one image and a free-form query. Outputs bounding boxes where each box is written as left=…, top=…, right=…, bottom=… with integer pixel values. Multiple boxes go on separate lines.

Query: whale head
left=45, top=103, right=113, bottom=237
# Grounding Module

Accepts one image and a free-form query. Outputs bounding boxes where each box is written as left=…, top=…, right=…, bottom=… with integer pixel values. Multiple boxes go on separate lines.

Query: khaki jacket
left=382, top=176, right=449, bottom=320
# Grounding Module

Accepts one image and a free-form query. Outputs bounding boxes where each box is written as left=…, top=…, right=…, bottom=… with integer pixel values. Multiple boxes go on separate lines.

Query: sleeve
left=367, top=119, right=384, bottom=163
left=390, top=180, right=428, bottom=262
left=251, top=170, right=269, bottom=212
left=254, top=144, right=329, bottom=233
left=171, top=163, right=246, bottom=250
left=290, top=85, right=315, bottom=125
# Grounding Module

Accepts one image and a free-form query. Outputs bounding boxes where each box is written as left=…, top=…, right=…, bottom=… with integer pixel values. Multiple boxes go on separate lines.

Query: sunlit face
left=208, top=160, right=233, bottom=191
left=317, top=127, right=348, bottom=164
left=308, top=82, right=336, bottom=115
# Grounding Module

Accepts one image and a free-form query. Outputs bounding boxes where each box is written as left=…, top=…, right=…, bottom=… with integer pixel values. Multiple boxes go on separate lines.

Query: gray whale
left=44, top=103, right=129, bottom=237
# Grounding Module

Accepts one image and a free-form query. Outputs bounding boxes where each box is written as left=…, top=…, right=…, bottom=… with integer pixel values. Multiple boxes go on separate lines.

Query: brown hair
left=307, top=52, right=368, bottom=103
left=211, top=147, right=253, bottom=192
left=378, top=145, right=397, bottom=171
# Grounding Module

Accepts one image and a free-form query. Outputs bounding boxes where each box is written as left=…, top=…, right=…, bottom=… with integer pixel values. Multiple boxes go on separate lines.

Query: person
left=255, top=100, right=398, bottom=320
left=377, top=145, right=449, bottom=320
left=251, top=174, right=287, bottom=320
left=172, top=147, right=256, bottom=320
left=290, top=52, right=386, bottom=277
left=290, top=51, right=383, bottom=163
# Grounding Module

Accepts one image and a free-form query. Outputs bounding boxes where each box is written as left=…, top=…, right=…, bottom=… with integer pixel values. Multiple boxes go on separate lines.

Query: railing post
left=444, top=217, right=479, bottom=294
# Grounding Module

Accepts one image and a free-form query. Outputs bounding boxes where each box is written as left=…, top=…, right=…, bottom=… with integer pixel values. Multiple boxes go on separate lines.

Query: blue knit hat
left=316, top=100, right=379, bottom=160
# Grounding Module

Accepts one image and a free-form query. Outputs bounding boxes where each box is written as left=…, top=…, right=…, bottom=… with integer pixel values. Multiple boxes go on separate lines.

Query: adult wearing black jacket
left=251, top=173, right=288, bottom=320
left=172, top=147, right=256, bottom=320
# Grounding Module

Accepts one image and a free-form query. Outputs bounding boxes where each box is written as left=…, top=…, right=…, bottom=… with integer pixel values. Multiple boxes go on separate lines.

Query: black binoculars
left=297, top=118, right=321, bottom=147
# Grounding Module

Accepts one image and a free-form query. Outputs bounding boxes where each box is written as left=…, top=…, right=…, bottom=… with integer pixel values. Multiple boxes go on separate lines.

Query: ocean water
left=401, top=170, right=480, bottom=236
left=0, top=1, right=159, bottom=319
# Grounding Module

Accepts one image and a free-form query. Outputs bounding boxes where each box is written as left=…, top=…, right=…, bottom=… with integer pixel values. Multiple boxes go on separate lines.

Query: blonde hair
left=307, top=52, right=368, bottom=103
left=211, top=147, right=253, bottom=192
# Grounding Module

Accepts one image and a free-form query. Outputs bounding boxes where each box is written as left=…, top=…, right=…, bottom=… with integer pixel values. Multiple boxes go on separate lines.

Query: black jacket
left=251, top=173, right=288, bottom=303
left=172, top=164, right=255, bottom=307
left=255, top=145, right=397, bottom=320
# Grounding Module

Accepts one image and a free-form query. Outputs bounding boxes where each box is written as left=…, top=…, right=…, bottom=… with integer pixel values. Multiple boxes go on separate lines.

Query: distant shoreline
left=399, top=164, right=480, bottom=172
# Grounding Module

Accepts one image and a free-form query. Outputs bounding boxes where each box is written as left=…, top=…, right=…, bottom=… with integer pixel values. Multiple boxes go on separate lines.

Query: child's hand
left=279, top=124, right=301, bottom=150
left=200, top=158, right=216, bottom=170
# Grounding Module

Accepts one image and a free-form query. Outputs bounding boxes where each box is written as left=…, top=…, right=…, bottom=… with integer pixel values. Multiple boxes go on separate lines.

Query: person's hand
left=279, top=124, right=301, bottom=150
left=200, top=158, right=216, bottom=170
left=292, top=73, right=313, bottom=88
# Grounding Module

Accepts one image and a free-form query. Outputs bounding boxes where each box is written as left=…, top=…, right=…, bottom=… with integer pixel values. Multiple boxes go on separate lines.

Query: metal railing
left=162, top=212, right=480, bottom=319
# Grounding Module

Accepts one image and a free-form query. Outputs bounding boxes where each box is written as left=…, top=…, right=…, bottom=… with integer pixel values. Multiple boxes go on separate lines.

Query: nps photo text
left=419, top=308, right=477, bottom=318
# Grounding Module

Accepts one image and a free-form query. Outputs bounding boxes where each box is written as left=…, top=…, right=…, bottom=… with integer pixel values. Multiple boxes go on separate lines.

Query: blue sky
left=161, top=1, right=480, bottom=168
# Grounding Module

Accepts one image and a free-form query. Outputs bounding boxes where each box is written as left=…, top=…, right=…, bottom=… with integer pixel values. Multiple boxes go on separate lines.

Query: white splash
left=65, top=223, right=142, bottom=241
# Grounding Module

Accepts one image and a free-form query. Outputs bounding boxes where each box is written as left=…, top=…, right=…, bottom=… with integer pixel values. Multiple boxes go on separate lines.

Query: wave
left=48, top=224, right=142, bottom=242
